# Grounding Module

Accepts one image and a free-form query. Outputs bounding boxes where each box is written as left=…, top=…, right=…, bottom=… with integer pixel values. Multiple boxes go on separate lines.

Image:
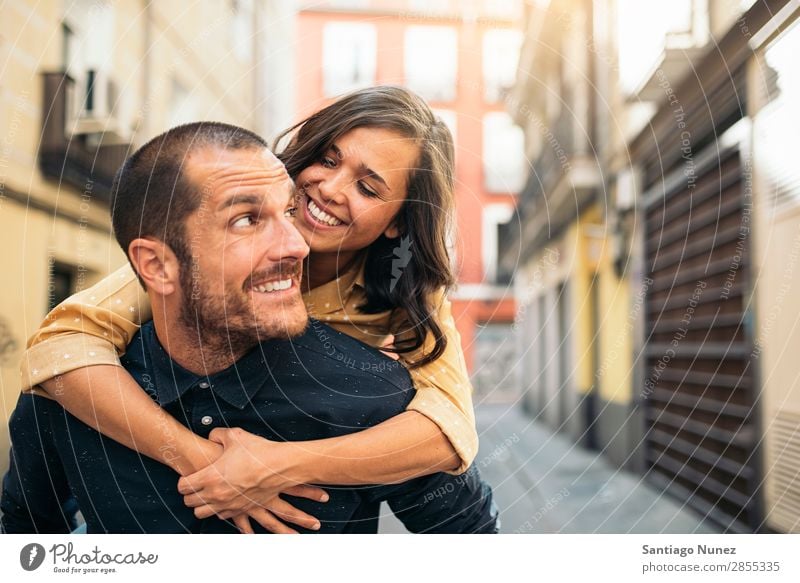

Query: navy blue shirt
left=2, top=319, right=497, bottom=534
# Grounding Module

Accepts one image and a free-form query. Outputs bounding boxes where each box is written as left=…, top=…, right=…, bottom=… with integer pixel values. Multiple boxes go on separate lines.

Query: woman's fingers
left=247, top=507, right=298, bottom=534
left=193, top=504, right=219, bottom=520
left=233, top=514, right=254, bottom=534
left=267, top=498, right=321, bottom=531
left=379, top=334, right=400, bottom=360
left=177, top=467, right=214, bottom=495
left=283, top=484, right=329, bottom=502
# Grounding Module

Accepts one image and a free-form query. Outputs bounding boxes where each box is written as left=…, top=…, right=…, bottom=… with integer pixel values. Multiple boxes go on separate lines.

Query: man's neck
left=151, top=311, right=251, bottom=376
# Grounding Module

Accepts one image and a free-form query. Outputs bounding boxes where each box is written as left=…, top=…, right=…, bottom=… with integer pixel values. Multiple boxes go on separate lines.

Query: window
left=404, top=26, right=458, bottom=102
left=410, top=0, right=449, bottom=14
left=229, top=0, right=254, bottom=62
left=432, top=108, right=457, bottom=147
left=62, top=22, right=78, bottom=73
left=48, top=263, right=76, bottom=313
left=482, top=204, right=514, bottom=283
left=323, top=22, right=376, bottom=97
left=481, top=0, right=523, bottom=21
left=755, top=20, right=800, bottom=212
left=472, top=322, right=520, bottom=399
left=168, top=78, right=199, bottom=127
left=483, top=29, right=523, bottom=102
left=62, top=0, right=114, bottom=73
left=483, top=112, right=526, bottom=193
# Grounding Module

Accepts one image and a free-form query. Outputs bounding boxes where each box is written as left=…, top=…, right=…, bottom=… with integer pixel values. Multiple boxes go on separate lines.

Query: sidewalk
left=380, top=403, right=721, bottom=534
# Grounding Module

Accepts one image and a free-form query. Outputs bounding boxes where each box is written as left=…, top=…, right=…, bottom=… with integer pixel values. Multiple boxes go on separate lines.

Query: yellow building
left=0, top=0, right=293, bottom=471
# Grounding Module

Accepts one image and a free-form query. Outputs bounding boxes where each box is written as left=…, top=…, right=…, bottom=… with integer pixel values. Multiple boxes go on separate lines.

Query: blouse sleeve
left=20, top=263, right=151, bottom=392
left=392, top=289, right=479, bottom=475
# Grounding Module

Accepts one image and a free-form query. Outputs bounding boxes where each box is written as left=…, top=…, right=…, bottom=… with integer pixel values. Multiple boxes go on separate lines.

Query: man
left=1, top=122, right=497, bottom=534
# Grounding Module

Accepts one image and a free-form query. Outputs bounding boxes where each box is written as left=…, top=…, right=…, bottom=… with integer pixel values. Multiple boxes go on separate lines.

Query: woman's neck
left=303, top=250, right=363, bottom=291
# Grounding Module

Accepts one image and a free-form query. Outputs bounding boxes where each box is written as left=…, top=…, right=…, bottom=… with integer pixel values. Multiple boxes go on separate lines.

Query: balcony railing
left=39, top=71, right=131, bottom=203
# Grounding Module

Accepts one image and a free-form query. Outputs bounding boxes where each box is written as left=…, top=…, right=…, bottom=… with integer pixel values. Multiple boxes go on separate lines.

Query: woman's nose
left=318, top=172, right=348, bottom=205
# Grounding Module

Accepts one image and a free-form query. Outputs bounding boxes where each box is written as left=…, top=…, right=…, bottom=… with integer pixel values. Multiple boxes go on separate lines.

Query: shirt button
left=198, top=381, right=210, bottom=389
left=200, top=416, right=213, bottom=426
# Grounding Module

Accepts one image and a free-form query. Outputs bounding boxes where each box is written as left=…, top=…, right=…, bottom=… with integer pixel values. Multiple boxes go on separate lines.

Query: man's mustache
left=243, top=261, right=303, bottom=290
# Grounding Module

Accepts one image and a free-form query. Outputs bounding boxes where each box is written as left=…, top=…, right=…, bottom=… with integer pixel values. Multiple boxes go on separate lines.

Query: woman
left=21, top=86, right=478, bottom=533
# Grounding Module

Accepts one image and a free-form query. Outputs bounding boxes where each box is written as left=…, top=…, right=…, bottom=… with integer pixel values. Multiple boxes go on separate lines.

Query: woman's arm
left=22, top=264, right=150, bottom=392
left=20, top=264, right=209, bottom=472
left=178, top=412, right=458, bottom=519
left=401, top=291, right=479, bottom=473
left=178, top=291, right=477, bottom=516
left=40, top=366, right=220, bottom=475
left=23, top=266, right=326, bottom=532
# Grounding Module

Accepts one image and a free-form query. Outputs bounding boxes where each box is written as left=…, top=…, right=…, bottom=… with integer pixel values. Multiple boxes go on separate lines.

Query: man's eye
left=284, top=207, right=298, bottom=218
left=232, top=215, right=256, bottom=228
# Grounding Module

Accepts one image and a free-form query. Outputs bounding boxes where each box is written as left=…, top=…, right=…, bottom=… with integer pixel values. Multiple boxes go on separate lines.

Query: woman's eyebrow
left=359, top=164, right=390, bottom=191
left=331, top=142, right=390, bottom=191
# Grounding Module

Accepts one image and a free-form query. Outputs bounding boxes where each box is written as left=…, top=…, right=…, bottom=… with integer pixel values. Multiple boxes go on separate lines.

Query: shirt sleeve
left=0, top=394, right=77, bottom=533
left=19, top=263, right=151, bottom=393
left=392, top=289, right=479, bottom=474
left=364, top=465, right=499, bottom=534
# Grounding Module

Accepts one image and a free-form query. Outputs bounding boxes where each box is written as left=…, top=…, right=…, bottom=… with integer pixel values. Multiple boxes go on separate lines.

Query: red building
left=294, top=0, right=523, bottom=399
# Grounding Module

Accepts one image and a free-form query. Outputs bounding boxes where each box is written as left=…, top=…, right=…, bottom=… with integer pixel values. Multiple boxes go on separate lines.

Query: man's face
left=177, top=146, right=309, bottom=349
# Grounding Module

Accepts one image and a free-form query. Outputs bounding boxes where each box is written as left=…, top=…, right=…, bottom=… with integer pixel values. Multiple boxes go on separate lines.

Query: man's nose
left=272, top=216, right=309, bottom=261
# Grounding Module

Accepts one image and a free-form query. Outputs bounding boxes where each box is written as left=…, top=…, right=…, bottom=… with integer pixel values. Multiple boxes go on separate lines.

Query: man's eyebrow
left=217, top=193, right=263, bottom=211
left=331, top=143, right=391, bottom=192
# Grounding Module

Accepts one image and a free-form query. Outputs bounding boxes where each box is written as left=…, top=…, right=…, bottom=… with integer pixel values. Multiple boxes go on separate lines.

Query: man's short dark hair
left=111, top=122, right=269, bottom=286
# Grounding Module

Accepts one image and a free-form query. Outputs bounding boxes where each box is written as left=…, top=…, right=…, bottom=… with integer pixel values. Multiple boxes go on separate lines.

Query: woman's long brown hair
left=275, top=86, right=457, bottom=368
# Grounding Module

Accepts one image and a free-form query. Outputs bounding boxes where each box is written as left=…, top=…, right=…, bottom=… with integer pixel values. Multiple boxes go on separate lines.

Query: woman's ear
left=128, top=238, right=180, bottom=295
left=384, top=212, right=406, bottom=239
left=383, top=223, right=401, bottom=239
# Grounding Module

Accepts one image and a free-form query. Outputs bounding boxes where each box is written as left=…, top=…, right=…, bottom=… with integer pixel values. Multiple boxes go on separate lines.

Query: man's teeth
left=308, top=198, right=343, bottom=226
left=254, top=279, right=292, bottom=293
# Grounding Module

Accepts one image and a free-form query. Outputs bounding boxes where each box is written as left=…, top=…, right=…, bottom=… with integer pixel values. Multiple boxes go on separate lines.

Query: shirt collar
left=141, top=323, right=268, bottom=410
left=304, top=254, right=366, bottom=315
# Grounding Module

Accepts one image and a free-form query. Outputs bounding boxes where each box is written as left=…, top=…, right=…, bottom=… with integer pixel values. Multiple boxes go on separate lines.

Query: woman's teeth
left=308, top=198, right=343, bottom=226
left=254, top=279, right=292, bottom=293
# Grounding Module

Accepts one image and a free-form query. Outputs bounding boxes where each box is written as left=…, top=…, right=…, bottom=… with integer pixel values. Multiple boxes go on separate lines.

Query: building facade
left=294, top=0, right=522, bottom=401
left=502, top=0, right=800, bottom=533
left=0, top=0, right=292, bottom=472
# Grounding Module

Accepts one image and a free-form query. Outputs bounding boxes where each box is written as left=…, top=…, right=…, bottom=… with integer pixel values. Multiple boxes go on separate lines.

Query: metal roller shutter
left=641, top=142, right=760, bottom=533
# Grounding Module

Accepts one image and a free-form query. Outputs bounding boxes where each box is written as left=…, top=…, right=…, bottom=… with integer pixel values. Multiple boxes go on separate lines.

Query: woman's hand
left=379, top=334, right=400, bottom=360
left=177, top=428, right=328, bottom=530
left=230, top=485, right=329, bottom=534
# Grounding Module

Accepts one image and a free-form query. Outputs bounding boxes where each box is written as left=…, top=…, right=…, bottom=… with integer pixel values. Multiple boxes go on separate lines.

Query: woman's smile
left=304, top=192, right=346, bottom=228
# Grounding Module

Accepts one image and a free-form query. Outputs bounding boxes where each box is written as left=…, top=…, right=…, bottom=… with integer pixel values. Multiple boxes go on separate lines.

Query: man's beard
left=177, top=264, right=308, bottom=357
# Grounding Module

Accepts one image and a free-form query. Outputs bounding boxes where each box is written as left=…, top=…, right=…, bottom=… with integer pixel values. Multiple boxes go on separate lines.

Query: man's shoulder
left=118, top=322, right=154, bottom=388
left=266, top=319, right=413, bottom=390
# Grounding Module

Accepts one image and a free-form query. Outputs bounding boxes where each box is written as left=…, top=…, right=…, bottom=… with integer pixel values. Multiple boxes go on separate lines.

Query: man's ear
left=128, top=238, right=180, bottom=295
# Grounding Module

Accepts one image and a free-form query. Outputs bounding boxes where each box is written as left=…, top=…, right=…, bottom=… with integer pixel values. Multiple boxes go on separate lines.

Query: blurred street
left=381, top=403, right=721, bottom=534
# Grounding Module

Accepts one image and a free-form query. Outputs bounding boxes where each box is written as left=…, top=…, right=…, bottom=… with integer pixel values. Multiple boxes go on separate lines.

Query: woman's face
left=294, top=126, right=419, bottom=255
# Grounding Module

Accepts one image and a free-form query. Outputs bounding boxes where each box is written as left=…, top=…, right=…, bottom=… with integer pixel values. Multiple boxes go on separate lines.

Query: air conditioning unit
left=68, top=69, right=134, bottom=145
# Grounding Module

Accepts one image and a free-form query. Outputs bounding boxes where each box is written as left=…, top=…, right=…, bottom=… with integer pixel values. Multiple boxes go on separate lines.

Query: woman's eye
left=284, top=207, right=298, bottom=218
left=232, top=215, right=256, bottom=228
left=357, top=182, right=378, bottom=198
left=321, top=156, right=337, bottom=168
